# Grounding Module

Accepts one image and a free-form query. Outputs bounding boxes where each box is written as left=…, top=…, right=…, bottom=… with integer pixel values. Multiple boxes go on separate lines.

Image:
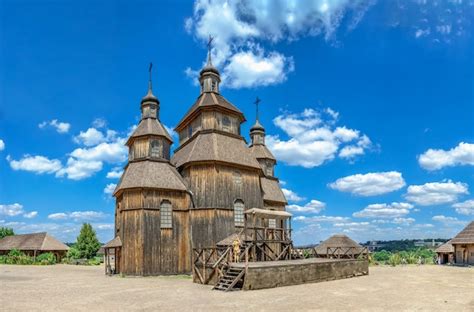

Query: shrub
left=87, top=257, right=102, bottom=266
left=36, top=252, right=56, bottom=265
left=66, top=246, right=81, bottom=260
left=0, top=227, right=14, bottom=239
left=388, top=253, right=401, bottom=266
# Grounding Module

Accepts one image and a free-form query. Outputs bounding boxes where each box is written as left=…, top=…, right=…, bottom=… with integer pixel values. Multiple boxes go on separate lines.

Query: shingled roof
left=0, top=232, right=69, bottom=251
left=127, top=118, right=172, bottom=144
left=172, top=132, right=261, bottom=170
left=114, top=161, right=188, bottom=195
left=249, top=144, right=276, bottom=161
left=261, top=177, right=287, bottom=204
left=451, top=221, right=474, bottom=244
left=435, top=240, right=454, bottom=253
left=176, top=92, right=244, bottom=130
left=103, top=236, right=122, bottom=248
left=314, top=234, right=364, bottom=256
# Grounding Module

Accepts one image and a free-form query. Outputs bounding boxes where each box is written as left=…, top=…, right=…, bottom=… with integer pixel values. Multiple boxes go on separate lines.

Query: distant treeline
left=362, top=239, right=449, bottom=252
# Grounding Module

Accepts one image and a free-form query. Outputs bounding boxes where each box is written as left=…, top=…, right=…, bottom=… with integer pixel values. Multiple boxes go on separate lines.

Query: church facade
left=110, top=53, right=287, bottom=275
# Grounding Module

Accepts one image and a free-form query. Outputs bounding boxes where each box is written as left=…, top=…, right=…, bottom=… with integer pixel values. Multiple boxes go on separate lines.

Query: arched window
left=234, top=200, right=244, bottom=227
left=222, top=115, right=231, bottom=131
left=150, top=139, right=162, bottom=158
left=160, top=200, right=172, bottom=229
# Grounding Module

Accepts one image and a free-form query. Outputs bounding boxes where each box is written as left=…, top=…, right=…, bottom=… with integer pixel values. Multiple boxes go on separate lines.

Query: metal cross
left=148, top=62, right=153, bottom=82
left=254, top=97, right=261, bottom=121
left=207, top=35, right=214, bottom=53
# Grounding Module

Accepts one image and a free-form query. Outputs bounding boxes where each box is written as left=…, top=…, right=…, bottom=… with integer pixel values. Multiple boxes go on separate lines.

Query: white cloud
left=282, top=188, right=305, bottom=202
left=106, top=167, right=123, bottom=179
left=287, top=199, right=326, bottom=214
left=56, top=158, right=103, bottom=180
left=92, top=118, right=107, bottom=128
left=0, top=139, right=5, bottom=151
left=8, top=155, right=62, bottom=174
left=222, top=48, right=294, bottom=88
left=48, top=211, right=105, bottom=221
left=418, top=142, right=474, bottom=171
left=452, top=200, right=474, bottom=216
left=104, top=183, right=117, bottom=196
left=69, top=140, right=127, bottom=164
left=329, top=171, right=406, bottom=196
left=267, top=108, right=372, bottom=168
left=74, top=128, right=106, bottom=146
left=392, top=217, right=415, bottom=225
left=353, top=202, right=414, bottom=219
left=405, top=180, right=469, bottom=206
left=0, top=203, right=24, bottom=216
left=294, top=215, right=349, bottom=223
left=23, top=211, right=38, bottom=219
left=415, top=28, right=430, bottom=38
left=186, top=0, right=373, bottom=88
left=39, top=119, right=71, bottom=134
left=47, top=213, right=68, bottom=220
left=432, top=215, right=466, bottom=226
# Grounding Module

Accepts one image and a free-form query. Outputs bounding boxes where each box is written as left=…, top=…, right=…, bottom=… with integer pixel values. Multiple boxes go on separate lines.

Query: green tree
left=75, top=223, right=100, bottom=259
left=0, top=227, right=14, bottom=239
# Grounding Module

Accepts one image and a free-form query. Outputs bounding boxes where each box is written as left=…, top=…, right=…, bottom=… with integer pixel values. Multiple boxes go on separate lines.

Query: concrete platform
left=232, top=258, right=369, bottom=290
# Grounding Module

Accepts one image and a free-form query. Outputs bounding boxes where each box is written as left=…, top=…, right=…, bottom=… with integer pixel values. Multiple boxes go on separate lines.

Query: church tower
left=112, top=65, right=192, bottom=275
left=248, top=102, right=287, bottom=210
left=172, top=43, right=264, bottom=247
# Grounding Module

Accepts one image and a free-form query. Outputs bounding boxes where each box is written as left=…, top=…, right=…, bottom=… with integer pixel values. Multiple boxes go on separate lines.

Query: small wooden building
left=314, top=234, right=367, bottom=259
left=0, top=232, right=69, bottom=261
left=435, top=240, right=454, bottom=264
left=451, top=221, right=474, bottom=265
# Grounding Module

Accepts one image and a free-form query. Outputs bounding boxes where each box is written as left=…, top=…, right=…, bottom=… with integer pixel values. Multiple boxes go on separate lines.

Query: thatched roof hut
left=451, top=221, right=474, bottom=244
left=435, top=240, right=454, bottom=254
left=0, top=232, right=69, bottom=260
left=315, top=234, right=365, bottom=257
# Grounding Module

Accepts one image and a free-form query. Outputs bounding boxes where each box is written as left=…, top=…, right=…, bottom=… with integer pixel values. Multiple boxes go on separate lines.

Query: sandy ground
left=1, top=264, right=473, bottom=311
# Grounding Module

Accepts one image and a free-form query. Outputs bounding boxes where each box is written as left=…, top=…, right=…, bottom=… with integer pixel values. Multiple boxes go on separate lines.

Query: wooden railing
left=326, top=246, right=369, bottom=259
left=192, top=246, right=232, bottom=285
left=243, top=226, right=292, bottom=243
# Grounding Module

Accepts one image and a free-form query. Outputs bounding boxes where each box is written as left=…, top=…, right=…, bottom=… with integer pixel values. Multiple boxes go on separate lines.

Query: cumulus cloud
left=185, top=0, right=373, bottom=88
left=73, top=128, right=118, bottom=147
left=329, top=171, right=406, bottom=196
left=104, top=183, right=117, bottom=196
left=48, top=211, right=106, bottom=221
left=287, top=199, right=326, bottom=214
left=432, top=215, right=466, bottom=226
left=281, top=188, right=305, bottom=202
left=418, top=142, right=474, bottom=171
left=267, top=108, right=372, bottom=167
left=56, top=158, right=103, bottom=180
left=8, top=155, right=62, bottom=174
left=353, top=202, right=414, bottom=219
left=294, top=215, right=349, bottom=223
left=23, top=211, right=38, bottom=219
left=0, top=203, right=37, bottom=219
left=452, top=200, right=474, bottom=216
left=0, top=139, right=5, bottom=151
left=0, top=203, right=24, bottom=217
left=38, top=119, right=71, bottom=134
left=106, top=167, right=123, bottom=179
left=405, top=180, right=469, bottom=206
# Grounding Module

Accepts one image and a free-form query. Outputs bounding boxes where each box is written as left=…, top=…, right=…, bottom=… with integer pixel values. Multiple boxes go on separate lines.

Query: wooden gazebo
left=103, top=236, right=122, bottom=275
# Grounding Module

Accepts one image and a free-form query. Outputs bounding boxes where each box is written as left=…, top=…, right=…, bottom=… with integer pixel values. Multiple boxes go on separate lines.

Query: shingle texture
left=177, top=92, right=244, bottom=128
left=0, top=232, right=69, bottom=251
left=249, top=144, right=276, bottom=161
left=261, top=177, right=287, bottom=204
left=451, top=221, right=474, bottom=244
left=103, top=236, right=122, bottom=248
left=435, top=240, right=454, bottom=253
left=114, top=161, right=188, bottom=194
left=172, top=132, right=261, bottom=169
left=128, top=118, right=172, bottom=143
left=314, top=234, right=364, bottom=256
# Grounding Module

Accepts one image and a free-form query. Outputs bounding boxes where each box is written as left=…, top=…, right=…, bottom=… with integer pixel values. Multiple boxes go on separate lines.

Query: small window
left=211, top=80, right=217, bottom=92
left=222, top=116, right=231, bottom=131
left=188, top=125, right=193, bottom=138
left=268, top=219, right=276, bottom=229
left=233, top=170, right=242, bottom=185
left=160, top=200, right=172, bottom=229
left=150, top=139, right=161, bottom=158
left=234, top=200, right=244, bottom=227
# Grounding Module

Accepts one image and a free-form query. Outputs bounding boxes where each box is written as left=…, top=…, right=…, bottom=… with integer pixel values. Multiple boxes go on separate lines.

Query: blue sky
left=0, top=0, right=473, bottom=245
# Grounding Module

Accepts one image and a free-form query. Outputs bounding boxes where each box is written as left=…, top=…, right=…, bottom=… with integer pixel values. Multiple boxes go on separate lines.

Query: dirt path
left=1, top=264, right=473, bottom=311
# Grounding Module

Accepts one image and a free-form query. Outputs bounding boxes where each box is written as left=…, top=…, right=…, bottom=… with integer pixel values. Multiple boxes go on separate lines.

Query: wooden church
left=106, top=49, right=287, bottom=276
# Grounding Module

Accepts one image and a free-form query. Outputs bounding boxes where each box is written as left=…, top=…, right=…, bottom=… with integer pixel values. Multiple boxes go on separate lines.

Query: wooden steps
left=213, top=266, right=245, bottom=291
